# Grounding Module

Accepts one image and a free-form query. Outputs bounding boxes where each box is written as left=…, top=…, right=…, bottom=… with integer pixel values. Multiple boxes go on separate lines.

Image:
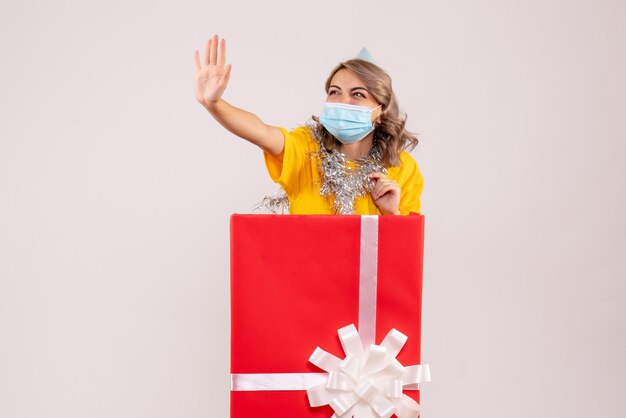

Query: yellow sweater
left=263, top=125, right=424, bottom=215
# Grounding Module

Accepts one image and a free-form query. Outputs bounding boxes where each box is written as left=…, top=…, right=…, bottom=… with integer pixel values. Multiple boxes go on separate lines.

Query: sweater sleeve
left=397, top=152, right=424, bottom=215
left=262, top=126, right=309, bottom=195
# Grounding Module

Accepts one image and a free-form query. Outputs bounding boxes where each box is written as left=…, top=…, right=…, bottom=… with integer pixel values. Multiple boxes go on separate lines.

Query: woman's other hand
left=194, top=34, right=231, bottom=107
left=368, top=172, right=401, bottom=215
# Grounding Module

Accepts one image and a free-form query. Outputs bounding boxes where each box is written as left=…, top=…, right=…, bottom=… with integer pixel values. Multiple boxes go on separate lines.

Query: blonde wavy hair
left=310, top=58, right=419, bottom=167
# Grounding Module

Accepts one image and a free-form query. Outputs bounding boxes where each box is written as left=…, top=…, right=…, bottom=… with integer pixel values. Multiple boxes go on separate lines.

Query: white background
left=1, top=0, right=624, bottom=417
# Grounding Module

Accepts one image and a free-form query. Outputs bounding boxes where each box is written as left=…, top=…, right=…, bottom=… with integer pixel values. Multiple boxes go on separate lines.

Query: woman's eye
left=354, top=92, right=365, bottom=98
left=328, top=91, right=337, bottom=95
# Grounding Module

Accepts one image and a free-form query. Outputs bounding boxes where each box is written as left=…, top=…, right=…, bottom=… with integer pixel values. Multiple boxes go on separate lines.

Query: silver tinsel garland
left=254, top=122, right=386, bottom=215
left=252, top=189, right=290, bottom=215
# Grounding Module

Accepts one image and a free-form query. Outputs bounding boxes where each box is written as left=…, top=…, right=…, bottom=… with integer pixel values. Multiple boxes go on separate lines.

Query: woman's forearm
left=203, top=99, right=283, bottom=155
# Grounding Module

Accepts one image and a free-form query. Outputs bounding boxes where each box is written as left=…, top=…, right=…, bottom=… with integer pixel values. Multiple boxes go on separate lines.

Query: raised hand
left=194, top=34, right=232, bottom=106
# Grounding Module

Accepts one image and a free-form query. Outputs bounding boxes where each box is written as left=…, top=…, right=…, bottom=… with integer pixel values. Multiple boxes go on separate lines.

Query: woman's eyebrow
left=329, top=85, right=369, bottom=92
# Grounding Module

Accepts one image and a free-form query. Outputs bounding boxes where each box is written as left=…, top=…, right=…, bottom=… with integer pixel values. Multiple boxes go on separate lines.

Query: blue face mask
left=319, top=102, right=382, bottom=144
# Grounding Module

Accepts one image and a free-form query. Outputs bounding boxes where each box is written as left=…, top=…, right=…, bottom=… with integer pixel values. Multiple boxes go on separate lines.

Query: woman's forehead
left=330, top=69, right=366, bottom=88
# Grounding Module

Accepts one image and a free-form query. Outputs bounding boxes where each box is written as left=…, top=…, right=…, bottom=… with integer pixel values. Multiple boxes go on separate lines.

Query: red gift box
left=230, top=214, right=428, bottom=417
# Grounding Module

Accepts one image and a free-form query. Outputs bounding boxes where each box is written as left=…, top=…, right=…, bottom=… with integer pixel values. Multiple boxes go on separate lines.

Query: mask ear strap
left=374, top=104, right=383, bottom=125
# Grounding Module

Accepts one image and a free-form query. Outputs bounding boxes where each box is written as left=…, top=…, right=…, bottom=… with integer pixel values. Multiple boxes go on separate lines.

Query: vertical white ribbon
left=358, top=215, right=379, bottom=347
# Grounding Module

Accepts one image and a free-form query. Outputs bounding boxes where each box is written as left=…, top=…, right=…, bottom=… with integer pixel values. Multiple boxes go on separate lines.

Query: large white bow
left=307, top=324, right=431, bottom=418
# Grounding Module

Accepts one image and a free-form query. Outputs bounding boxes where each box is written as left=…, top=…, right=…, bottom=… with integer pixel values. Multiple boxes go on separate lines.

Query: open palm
left=194, top=34, right=231, bottom=105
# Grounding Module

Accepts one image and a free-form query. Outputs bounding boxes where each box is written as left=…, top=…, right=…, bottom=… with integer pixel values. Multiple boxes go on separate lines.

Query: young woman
left=193, top=34, right=424, bottom=215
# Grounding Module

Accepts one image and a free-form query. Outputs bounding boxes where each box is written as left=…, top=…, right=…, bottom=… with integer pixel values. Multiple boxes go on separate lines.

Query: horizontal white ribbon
left=230, top=367, right=430, bottom=392
left=231, top=373, right=328, bottom=391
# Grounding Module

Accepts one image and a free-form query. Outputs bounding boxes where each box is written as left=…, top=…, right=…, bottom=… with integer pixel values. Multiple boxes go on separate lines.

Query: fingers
left=224, top=63, right=232, bottom=82
left=218, top=38, right=226, bottom=66
left=373, top=184, right=399, bottom=200
left=200, top=34, right=227, bottom=68
left=368, top=172, right=386, bottom=197
left=371, top=178, right=400, bottom=200
left=368, top=172, right=401, bottom=214
left=210, top=34, right=218, bottom=65
left=204, top=38, right=211, bottom=66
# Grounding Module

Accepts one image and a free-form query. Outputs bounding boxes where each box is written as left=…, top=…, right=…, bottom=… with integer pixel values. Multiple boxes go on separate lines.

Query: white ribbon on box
left=230, top=216, right=431, bottom=418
